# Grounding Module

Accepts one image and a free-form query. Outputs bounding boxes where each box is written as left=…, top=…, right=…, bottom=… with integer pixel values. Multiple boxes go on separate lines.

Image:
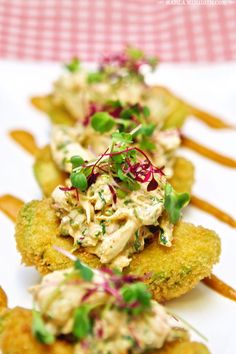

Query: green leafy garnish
left=87, top=71, right=104, bottom=83
left=91, top=112, right=115, bottom=133
left=139, top=137, right=156, bottom=151
left=136, top=123, right=155, bottom=137
left=65, top=58, right=80, bottom=73
left=32, top=310, right=55, bottom=345
left=73, top=305, right=93, bottom=339
left=66, top=134, right=163, bottom=197
left=121, top=282, right=151, bottom=315
left=71, top=155, right=85, bottom=168
left=71, top=172, right=88, bottom=191
left=164, top=183, right=190, bottom=224
left=74, top=259, right=94, bottom=281
left=142, top=106, right=151, bottom=118
left=112, top=132, right=133, bottom=144
left=117, top=189, right=127, bottom=199
left=126, top=47, right=144, bottom=60
left=106, top=100, right=122, bottom=108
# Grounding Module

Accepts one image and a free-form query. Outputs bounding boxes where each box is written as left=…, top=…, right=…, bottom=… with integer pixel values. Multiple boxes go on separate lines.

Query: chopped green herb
left=98, top=190, right=106, bottom=206
left=159, top=228, right=168, bottom=245
left=122, top=335, right=136, bottom=346
left=150, top=195, right=161, bottom=203
left=95, top=231, right=101, bottom=237
left=104, top=209, right=114, bottom=216
left=82, top=228, right=88, bottom=236
left=100, top=220, right=106, bottom=235
left=134, top=230, right=141, bottom=251
left=32, top=310, right=55, bottom=345
left=124, top=199, right=132, bottom=205
left=164, top=183, right=190, bottom=224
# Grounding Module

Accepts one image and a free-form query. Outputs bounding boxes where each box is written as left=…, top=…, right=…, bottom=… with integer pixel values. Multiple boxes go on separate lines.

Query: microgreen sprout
left=64, top=58, right=80, bottom=73
left=87, top=100, right=153, bottom=133
left=69, top=135, right=164, bottom=196
left=164, top=183, right=190, bottom=224
left=83, top=99, right=158, bottom=153
left=32, top=310, right=55, bottom=345
left=91, top=112, right=116, bottom=133
left=36, top=247, right=153, bottom=344
left=100, top=46, right=158, bottom=81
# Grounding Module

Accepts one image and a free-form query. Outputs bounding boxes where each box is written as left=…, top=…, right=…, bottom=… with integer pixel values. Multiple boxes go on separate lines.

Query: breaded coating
left=0, top=288, right=7, bottom=310
left=15, top=198, right=220, bottom=302
left=0, top=307, right=73, bottom=354
left=34, top=143, right=194, bottom=197
left=155, top=341, right=210, bottom=354
left=129, top=222, right=220, bottom=302
left=0, top=307, right=209, bottom=354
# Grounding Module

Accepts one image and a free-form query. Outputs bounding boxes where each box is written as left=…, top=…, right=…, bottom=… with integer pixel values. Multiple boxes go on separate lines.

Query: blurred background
left=1, top=0, right=236, bottom=63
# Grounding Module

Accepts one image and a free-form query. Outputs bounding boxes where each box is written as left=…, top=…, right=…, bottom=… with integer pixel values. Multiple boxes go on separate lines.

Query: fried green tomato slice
left=31, top=86, right=190, bottom=130
left=0, top=307, right=209, bottom=354
left=142, top=86, right=190, bottom=130
left=31, top=95, right=74, bottom=125
left=34, top=145, right=67, bottom=198
left=15, top=198, right=220, bottom=302
left=33, top=145, right=194, bottom=197
left=0, top=288, right=7, bottom=311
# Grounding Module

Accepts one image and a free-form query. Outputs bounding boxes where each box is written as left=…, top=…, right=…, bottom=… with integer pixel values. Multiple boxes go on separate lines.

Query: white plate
left=0, top=60, right=236, bottom=353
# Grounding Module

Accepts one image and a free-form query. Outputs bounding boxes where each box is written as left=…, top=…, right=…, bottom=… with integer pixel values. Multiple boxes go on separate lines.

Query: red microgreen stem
left=108, top=184, right=117, bottom=204
left=53, top=245, right=77, bottom=261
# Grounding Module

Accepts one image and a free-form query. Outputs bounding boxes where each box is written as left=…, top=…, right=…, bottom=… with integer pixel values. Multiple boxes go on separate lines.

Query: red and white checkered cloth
left=0, top=0, right=236, bottom=63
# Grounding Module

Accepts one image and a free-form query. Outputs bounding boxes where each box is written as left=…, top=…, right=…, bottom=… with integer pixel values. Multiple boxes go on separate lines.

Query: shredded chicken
left=30, top=267, right=187, bottom=354
left=52, top=173, right=171, bottom=270
left=51, top=124, right=180, bottom=176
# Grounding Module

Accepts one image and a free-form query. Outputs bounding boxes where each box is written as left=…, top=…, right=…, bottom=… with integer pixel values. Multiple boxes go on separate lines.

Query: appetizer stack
left=4, top=47, right=236, bottom=354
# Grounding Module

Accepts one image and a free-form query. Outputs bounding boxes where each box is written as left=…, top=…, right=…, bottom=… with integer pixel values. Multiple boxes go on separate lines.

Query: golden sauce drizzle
left=188, top=105, right=233, bottom=129
left=182, top=135, right=236, bottom=168
left=0, top=194, right=24, bottom=222
left=9, top=130, right=39, bottom=156
left=203, top=274, right=236, bottom=302
left=191, top=195, right=236, bottom=228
